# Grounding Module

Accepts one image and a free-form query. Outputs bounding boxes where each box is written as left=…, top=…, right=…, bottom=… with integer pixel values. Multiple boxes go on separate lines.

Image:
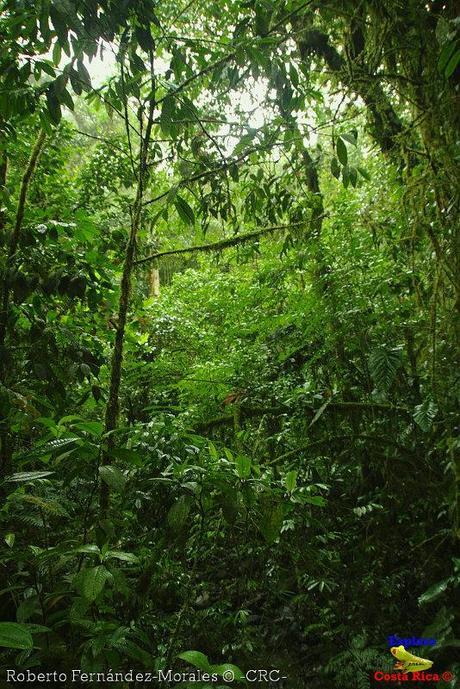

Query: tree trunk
left=0, top=130, right=45, bottom=480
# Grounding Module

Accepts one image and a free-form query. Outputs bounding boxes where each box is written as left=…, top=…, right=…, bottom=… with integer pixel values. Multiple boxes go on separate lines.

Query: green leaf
left=73, top=544, right=101, bottom=556
left=40, top=3, right=52, bottom=41
left=46, top=86, right=62, bottom=124
left=445, top=49, right=460, bottom=78
left=160, top=95, right=176, bottom=135
left=130, top=53, right=146, bottom=74
left=0, top=623, right=33, bottom=650
left=208, top=442, right=219, bottom=459
left=76, top=59, right=91, bottom=91
left=284, top=470, right=297, bottom=493
left=4, top=533, right=15, bottom=548
left=5, top=471, right=54, bottom=482
left=358, top=166, right=371, bottom=181
left=24, top=624, right=51, bottom=635
left=38, top=61, right=56, bottom=78
left=77, top=565, right=112, bottom=601
left=414, top=398, right=438, bottom=432
left=174, top=196, right=195, bottom=225
left=309, top=400, right=330, bottom=427
left=111, top=448, right=143, bottom=466
left=330, top=156, right=341, bottom=179
left=255, top=2, right=270, bottom=36
left=340, top=130, right=358, bottom=146
left=438, top=41, right=458, bottom=74
left=336, top=137, right=348, bottom=166
left=104, top=550, right=139, bottom=564
left=59, top=87, right=74, bottom=111
left=258, top=502, right=285, bottom=544
left=303, top=495, right=326, bottom=506
left=135, top=26, right=154, bottom=52
left=180, top=95, right=198, bottom=120
left=74, top=211, right=97, bottom=242
left=69, top=67, right=83, bottom=95
left=368, top=346, right=402, bottom=393
left=73, top=420, right=102, bottom=436
left=218, top=486, right=239, bottom=523
left=212, top=663, right=245, bottom=681
left=52, top=41, right=62, bottom=66
left=349, top=166, right=358, bottom=187
left=235, top=455, right=251, bottom=479
left=114, top=638, right=152, bottom=665
left=418, top=579, right=449, bottom=605
left=178, top=650, right=211, bottom=671
left=167, top=496, right=192, bottom=533
left=98, top=466, right=127, bottom=492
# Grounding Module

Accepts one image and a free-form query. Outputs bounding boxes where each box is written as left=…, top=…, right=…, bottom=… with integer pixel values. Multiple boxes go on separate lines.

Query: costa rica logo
left=390, top=645, right=433, bottom=672
left=371, top=640, right=455, bottom=684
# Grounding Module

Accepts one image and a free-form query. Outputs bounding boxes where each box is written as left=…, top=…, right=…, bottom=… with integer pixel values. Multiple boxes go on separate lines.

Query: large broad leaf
left=73, top=420, right=102, bottom=437
left=445, top=48, right=460, bottom=78
left=330, top=156, right=341, bottom=179
left=0, top=622, right=33, bottom=650
left=303, top=495, right=326, bottom=507
left=77, top=565, right=112, bottom=601
left=76, top=59, right=92, bottom=91
left=212, top=663, right=245, bottom=681
left=46, top=86, right=62, bottom=124
left=178, top=650, right=211, bottom=671
left=284, top=470, right=298, bottom=493
left=258, top=502, right=285, bottom=544
left=160, top=95, right=177, bottom=136
left=73, top=544, right=101, bottom=556
left=167, top=496, right=192, bottom=534
left=73, top=211, right=97, bottom=243
left=98, top=466, right=127, bottom=492
left=336, top=137, right=348, bottom=166
left=111, top=448, right=143, bottom=466
left=235, top=455, right=251, bottom=479
left=418, top=579, right=449, bottom=605
left=341, top=130, right=358, bottom=146
left=174, top=196, right=195, bottom=226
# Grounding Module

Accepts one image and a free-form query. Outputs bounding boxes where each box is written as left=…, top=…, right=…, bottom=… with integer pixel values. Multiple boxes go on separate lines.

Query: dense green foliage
left=0, top=0, right=459, bottom=687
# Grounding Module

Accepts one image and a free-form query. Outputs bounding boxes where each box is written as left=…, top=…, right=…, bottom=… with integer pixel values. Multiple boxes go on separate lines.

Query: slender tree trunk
left=99, top=172, right=149, bottom=516
left=0, top=129, right=45, bottom=352
left=99, top=50, right=156, bottom=517
left=149, top=266, right=160, bottom=297
left=0, top=153, right=7, bottom=235
left=0, top=130, right=45, bottom=479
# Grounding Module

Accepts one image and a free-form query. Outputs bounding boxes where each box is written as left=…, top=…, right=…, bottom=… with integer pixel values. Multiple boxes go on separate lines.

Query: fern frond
left=414, top=398, right=437, bottom=432
left=19, top=494, right=69, bottom=517
left=369, top=346, right=402, bottom=392
left=14, top=437, right=79, bottom=461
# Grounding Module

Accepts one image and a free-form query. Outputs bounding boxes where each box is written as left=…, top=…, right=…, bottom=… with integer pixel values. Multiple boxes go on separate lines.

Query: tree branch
left=134, top=220, right=314, bottom=266
left=191, top=400, right=410, bottom=433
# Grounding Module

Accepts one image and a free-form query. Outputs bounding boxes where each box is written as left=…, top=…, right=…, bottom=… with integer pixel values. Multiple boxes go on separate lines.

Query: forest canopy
left=0, top=0, right=459, bottom=687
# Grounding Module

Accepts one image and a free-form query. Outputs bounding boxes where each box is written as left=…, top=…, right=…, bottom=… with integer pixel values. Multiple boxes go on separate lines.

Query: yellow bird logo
left=390, top=645, right=433, bottom=673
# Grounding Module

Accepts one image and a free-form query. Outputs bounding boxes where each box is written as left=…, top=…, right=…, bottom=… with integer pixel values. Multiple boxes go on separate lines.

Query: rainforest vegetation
left=0, top=0, right=459, bottom=687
